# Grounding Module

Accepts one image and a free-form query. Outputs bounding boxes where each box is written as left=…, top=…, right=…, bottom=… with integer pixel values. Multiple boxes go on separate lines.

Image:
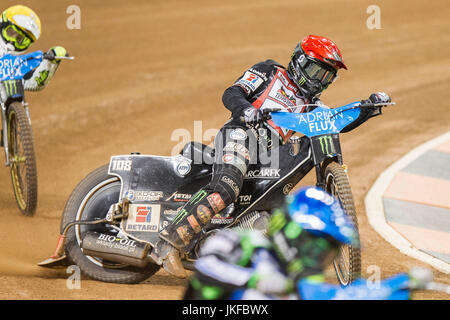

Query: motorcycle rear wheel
left=61, top=164, right=160, bottom=284
left=324, top=161, right=361, bottom=286
left=7, top=102, right=37, bottom=216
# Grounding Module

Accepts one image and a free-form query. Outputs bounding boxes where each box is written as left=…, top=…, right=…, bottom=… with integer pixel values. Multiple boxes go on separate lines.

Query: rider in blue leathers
left=183, top=187, right=432, bottom=300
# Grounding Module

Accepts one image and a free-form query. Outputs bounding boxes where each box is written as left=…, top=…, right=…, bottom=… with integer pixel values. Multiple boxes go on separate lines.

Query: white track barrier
left=365, top=131, right=450, bottom=274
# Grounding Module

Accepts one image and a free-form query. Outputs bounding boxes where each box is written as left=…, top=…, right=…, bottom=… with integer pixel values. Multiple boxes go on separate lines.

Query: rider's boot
left=154, top=169, right=241, bottom=278
left=153, top=239, right=187, bottom=278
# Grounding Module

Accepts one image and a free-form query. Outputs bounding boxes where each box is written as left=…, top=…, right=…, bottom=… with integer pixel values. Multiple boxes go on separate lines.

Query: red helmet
left=288, top=35, right=347, bottom=99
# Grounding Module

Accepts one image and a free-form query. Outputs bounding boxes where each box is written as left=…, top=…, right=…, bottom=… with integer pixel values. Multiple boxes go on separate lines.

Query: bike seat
left=181, top=142, right=215, bottom=165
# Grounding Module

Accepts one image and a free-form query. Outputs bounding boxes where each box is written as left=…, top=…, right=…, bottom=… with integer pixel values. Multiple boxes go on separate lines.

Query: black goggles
left=296, top=54, right=337, bottom=85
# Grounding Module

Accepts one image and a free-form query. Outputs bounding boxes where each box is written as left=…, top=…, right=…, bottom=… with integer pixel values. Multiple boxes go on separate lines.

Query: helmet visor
left=2, top=24, right=32, bottom=50
left=298, top=55, right=337, bottom=85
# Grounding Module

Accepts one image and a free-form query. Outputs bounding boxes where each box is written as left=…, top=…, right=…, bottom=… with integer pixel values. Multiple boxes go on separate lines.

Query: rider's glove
left=368, top=92, right=391, bottom=105
left=46, top=46, right=69, bottom=64
left=242, top=107, right=264, bottom=125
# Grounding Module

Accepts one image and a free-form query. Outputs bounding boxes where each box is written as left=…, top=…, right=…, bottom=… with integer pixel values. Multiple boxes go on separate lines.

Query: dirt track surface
left=0, top=0, right=449, bottom=299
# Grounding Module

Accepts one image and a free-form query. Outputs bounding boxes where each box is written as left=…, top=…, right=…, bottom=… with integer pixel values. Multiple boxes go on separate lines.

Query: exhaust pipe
left=81, top=232, right=154, bottom=268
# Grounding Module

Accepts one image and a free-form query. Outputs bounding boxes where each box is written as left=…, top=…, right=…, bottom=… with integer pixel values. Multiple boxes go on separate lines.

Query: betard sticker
left=125, top=204, right=161, bottom=232
left=235, top=71, right=264, bottom=93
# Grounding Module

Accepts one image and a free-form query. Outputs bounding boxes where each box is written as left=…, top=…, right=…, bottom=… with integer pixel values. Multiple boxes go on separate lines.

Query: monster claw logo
left=318, top=136, right=335, bottom=155
left=136, top=206, right=152, bottom=223
left=172, top=208, right=188, bottom=225
left=3, top=80, right=19, bottom=96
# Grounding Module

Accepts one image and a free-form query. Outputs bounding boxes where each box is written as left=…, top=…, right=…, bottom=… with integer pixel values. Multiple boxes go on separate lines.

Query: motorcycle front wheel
left=324, top=162, right=361, bottom=286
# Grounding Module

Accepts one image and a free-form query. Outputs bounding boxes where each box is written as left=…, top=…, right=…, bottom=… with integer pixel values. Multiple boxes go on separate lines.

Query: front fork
left=315, top=164, right=325, bottom=189
left=1, top=102, right=10, bottom=166
left=314, top=155, right=345, bottom=190
left=1, top=100, right=29, bottom=166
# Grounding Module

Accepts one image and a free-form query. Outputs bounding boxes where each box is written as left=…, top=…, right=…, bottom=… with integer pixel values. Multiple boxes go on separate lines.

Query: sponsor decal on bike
left=176, top=225, right=193, bottom=246
left=222, top=154, right=247, bottom=175
left=125, top=190, right=163, bottom=201
left=0, top=56, right=29, bottom=79
left=207, top=193, right=226, bottom=214
left=196, top=204, right=212, bottom=224
left=244, top=168, right=281, bottom=179
left=2, top=79, right=22, bottom=96
left=282, top=183, right=294, bottom=195
left=187, top=215, right=202, bottom=233
left=125, top=204, right=161, bottom=232
left=95, top=233, right=137, bottom=253
left=221, top=176, right=240, bottom=197
left=229, top=128, right=248, bottom=141
left=317, top=135, right=335, bottom=155
left=238, top=194, right=252, bottom=205
left=211, top=215, right=234, bottom=225
left=297, top=110, right=344, bottom=133
left=110, top=159, right=132, bottom=171
left=165, top=191, right=192, bottom=202
left=176, top=160, right=191, bottom=176
left=223, top=142, right=251, bottom=160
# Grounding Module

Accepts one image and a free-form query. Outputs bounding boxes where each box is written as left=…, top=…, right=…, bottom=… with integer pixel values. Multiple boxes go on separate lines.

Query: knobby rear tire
left=61, top=164, right=160, bottom=284
left=7, top=102, right=37, bottom=216
left=324, top=162, right=361, bottom=286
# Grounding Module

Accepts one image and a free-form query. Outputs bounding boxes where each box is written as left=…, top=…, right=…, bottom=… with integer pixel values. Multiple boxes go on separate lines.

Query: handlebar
left=238, top=101, right=396, bottom=125
left=359, top=102, right=396, bottom=108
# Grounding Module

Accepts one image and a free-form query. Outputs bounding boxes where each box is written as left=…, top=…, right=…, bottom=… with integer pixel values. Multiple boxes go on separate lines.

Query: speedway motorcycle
left=0, top=51, right=73, bottom=215
left=39, top=100, right=394, bottom=285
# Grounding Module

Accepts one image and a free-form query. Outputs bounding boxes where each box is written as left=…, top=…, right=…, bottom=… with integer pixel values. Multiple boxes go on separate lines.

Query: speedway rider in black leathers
left=152, top=35, right=392, bottom=278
